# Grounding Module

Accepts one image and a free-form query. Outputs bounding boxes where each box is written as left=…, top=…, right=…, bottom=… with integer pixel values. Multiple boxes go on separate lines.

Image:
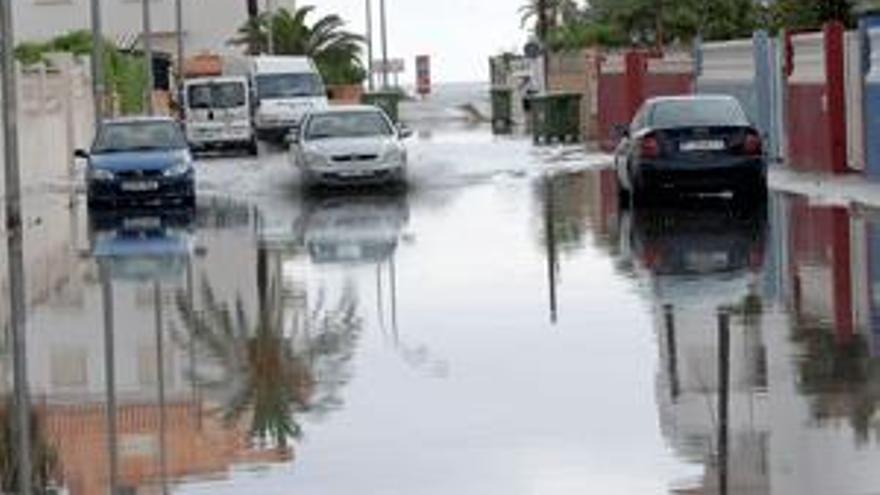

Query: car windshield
left=93, top=121, right=187, bottom=153
left=256, top=73, right=324, bottom=99
left=650, top=99, right=748, bottom=128
left=187, top=82, right=247, bottom=109
left=305, top=112, right=394, bottom=140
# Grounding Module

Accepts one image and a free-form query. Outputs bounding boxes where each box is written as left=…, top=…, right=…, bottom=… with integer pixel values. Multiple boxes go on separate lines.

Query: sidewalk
left=769, top=166, right=880, bottom=208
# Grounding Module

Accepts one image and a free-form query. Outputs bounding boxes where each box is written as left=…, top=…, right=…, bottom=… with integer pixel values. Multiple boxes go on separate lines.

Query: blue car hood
left=90, top=149, right=187, bottom=172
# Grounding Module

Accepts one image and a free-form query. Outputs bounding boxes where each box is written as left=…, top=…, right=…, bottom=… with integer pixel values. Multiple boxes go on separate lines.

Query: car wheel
left=246, top=139, right=259, bottom=157
left=616, top=178, right=631, bottom=207
left=632, top=178, right=655, bottom=207
left=735, top=174, right=767, bottom=203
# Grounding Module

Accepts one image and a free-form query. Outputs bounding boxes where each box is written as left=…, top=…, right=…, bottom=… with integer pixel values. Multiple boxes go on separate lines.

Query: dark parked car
left=77, top=117, right=196, bottom=207
left=614, top=95, right=766, bottom=203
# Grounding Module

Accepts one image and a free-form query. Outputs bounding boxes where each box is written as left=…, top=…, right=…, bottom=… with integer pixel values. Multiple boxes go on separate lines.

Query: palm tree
left=175, top=278, right=361, bottom=447
left=230, top=5, right=366, bottom=84
left=519, top=0, right=582, bottom=36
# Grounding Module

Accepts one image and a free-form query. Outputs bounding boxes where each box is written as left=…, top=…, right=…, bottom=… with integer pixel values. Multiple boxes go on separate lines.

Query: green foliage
left=107, top=51, right=148, bottom=115
left=529, top=0, right=859, bottom=51
left=231, top=5, right=366, bottom=85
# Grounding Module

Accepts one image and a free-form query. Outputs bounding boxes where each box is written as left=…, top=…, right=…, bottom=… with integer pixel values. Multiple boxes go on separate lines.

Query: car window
left=649, top=99, right=748, bottom=128
left=631, top=106, right=647, bottom=133
left=93, top=122, right=187, bottom=153
left=187, top=82, right=247, bottom=109
left=256, top=73, right=324, bottom=99
left=305, top=112, right=394, bottom=140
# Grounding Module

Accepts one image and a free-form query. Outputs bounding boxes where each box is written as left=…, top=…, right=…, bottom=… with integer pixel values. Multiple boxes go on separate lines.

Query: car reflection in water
left=619, top=199, right=769, bottom=494
left=298, top=191, right=410, bottom=265
left=620, top=200, right=767, bottom=304
left=89, top=206, right=195, bottom=281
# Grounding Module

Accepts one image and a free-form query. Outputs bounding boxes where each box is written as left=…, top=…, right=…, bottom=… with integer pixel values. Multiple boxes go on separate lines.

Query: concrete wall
left=547, top=49, right=600, bottom=141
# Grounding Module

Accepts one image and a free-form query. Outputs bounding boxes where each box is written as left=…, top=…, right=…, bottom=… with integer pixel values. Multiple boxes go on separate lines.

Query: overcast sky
left=308, top=0, right=528, bottom=83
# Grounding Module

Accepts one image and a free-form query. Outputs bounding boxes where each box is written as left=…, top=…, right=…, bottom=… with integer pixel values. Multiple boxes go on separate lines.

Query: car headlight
left=163, top=160, right=192, bottom=177
left=303, top=149, right=329, bottom=167
left=383, top=146, right=405, bottom=163
left=88, top=168, right=114, bottom=181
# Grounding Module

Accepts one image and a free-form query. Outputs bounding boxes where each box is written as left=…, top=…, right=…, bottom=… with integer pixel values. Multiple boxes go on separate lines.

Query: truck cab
left=183, top=76, right=257, bottom=155
left=251, top=56, right=328, bottom=142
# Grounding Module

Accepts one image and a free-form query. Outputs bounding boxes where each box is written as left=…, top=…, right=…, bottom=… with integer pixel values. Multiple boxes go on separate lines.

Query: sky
left=306, top=0, right=528, bottom=84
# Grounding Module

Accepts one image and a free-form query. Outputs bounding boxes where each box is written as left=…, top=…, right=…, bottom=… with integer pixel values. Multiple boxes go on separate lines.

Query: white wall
left=13, top=0, right=301, bottom=57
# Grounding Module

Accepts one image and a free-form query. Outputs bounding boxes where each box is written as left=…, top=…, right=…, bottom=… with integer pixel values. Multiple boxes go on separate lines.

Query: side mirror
left=285, top=130, right=300, bottom=145
left=74, top=149, right=89, bottom=159
left=613, top=124, right=630, bottom=140
left=398, top=125, right=413, bottom=139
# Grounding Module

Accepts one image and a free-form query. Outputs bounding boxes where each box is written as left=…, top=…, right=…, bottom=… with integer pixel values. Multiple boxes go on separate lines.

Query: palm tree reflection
left=175, top=279, right=361, bottom=449
left=0, top=402, right=61, bottom=493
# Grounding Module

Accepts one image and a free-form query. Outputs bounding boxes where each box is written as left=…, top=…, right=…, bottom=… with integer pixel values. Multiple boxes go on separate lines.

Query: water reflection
left=616, top=200, right=770, bottom=494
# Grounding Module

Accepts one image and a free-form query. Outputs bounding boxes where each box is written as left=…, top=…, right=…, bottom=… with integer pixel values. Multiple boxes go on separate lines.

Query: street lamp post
left=142, top=0, right=155, bottom=115
left=91, top=0, right=105, bottom=125
left=366, top=0, right=374, bottom=91
left=379, top=0, right=389, bottom=89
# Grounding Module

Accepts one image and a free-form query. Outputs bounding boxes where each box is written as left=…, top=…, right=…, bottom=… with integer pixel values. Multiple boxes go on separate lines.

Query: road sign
left=373, top=58, right=405, bottom=74
left=416, top=55, right=431, bottom=96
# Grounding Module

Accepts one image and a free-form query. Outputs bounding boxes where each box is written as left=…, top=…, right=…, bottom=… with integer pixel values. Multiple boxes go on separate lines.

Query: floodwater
left=3, top=105, right=880, bottom=494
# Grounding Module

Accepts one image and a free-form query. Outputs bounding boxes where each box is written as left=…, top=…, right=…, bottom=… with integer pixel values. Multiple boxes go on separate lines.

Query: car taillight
left=640, top=134, right=661, bottom=159
left=743, top=131, right=763, bottom=156
left=643, top=246, right=662, bottom=270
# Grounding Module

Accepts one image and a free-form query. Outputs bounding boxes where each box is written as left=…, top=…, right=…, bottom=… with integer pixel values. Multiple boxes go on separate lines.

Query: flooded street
left=4, top=101, right=880, bottom=494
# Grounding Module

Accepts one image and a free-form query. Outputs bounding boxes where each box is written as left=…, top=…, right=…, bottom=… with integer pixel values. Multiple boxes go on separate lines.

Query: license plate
left=680, top=140, right=726, bottom=152
left=685, top=252, right=730, bottom=271
left=338, top=170, right=371, bottom=178
left=121, top=181, right=159, bottom=192
left=123, top=217, right=161, bottom=229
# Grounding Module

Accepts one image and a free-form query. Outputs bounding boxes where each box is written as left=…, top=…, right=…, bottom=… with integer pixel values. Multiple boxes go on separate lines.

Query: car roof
left=308, top=105, right=388, bottom=115
left=252, top=56, right=317, bottom=74
left=184, top=76, right=248, bottom=85
left=645, top=95, right=739, bottom=106
left=101, top=116, right=179, bottom=126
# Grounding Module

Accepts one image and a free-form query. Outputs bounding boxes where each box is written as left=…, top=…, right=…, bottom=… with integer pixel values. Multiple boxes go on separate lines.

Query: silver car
left=290, top=105, right=411, bottom=188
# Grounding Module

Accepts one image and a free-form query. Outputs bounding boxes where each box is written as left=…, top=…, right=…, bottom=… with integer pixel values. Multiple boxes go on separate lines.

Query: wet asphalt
left=3, top=102, right=880, bottom=494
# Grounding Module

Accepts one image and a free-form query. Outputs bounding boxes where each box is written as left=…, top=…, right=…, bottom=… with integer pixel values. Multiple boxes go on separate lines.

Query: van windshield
left=256, top=73, right=324, bottom=99
left=187, top=82, right=247, bottom=109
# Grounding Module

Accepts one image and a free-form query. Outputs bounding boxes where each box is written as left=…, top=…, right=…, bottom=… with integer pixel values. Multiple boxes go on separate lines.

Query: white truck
left=250, top=56, right=329, bottom=142
left=183, top=75, right=257, bottom=155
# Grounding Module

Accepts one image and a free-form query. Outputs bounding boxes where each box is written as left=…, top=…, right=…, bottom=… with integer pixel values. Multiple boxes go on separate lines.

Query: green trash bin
left=362, top=91, right=402, bottom=123
left=529, top=92, right=582, bottom=145
left=491, top=87, right=513, bottom=134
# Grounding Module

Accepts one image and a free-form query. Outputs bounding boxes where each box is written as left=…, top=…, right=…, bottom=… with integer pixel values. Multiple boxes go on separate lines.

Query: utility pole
left=656, top=0, right=665, bottom=51
left=537, top=0, right=549, bottom=91
left=379, top=0, right=389, bottom=89
left=266, top=0, right=275, bottom=55
left=91, top=0, right=105, bottom=125
left=142, top=0, right=155, bottom=115
left=2, top=0, right=22, bottom=231
left=1, top=8, right=32, bottom=490
left=366, top=0, right=375, bottom=91
left=175, top=0, right=184, bottom=104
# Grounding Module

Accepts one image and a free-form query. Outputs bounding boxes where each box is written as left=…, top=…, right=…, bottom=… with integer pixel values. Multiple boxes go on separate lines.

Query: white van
left=183, top=76, right=256, bottom=155
left=251, top=56, right=328, bottom=142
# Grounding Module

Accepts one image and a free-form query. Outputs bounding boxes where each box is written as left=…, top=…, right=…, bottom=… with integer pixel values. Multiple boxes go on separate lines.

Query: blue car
left=77, top=117, right=196, bottom=207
